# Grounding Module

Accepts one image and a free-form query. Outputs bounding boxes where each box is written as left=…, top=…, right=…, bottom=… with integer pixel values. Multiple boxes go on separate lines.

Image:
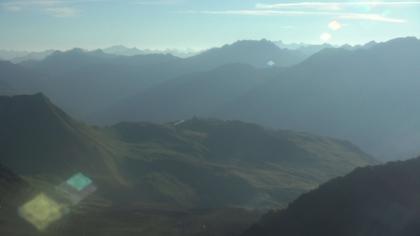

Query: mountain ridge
left=242, top=156, right=420, bottom=236
left=0, top=93, right=375, bottom=209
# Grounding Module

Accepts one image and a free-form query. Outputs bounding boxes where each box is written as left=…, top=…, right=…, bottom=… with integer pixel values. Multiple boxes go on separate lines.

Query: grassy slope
left=0, top=164, right=261, bottom=236
left=101, top=118, right=375, bottom=208
left=0, top=94, right=375, bottom=208
left=0, top=94, right=376, bottom=235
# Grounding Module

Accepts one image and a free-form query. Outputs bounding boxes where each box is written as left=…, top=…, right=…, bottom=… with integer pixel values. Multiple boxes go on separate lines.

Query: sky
left=0, top=0, right=419, bottom=51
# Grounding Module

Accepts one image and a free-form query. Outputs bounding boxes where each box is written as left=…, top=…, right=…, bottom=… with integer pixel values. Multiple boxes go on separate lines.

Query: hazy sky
left=0, top=0, right=419, bottom=51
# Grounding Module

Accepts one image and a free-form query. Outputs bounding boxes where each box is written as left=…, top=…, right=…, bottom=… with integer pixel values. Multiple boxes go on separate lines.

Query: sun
left=320, top=32, right=333, bottom=42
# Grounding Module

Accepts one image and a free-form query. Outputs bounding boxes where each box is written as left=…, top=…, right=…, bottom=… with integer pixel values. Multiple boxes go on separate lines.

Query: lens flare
left=18, top=193, right=67, bottom=231
left=66, top=172, right=92, bottom=191
left=329, top=20, right=342, bottom=31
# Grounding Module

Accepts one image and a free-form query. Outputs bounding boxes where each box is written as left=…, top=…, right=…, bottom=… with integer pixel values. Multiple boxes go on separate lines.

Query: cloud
left=194, top=10, right=406, bottom=23
left=1, top=0, right=182, bottom=15
left=338, top=13, right=406, bottom=23
left=195, top=10, right=303, bottom=16
left=134, top=0, right=182, bottom=5
left=256, top=2, right=342, bottom=11
left=3, top=4, right=22, bottom=11
left=256, top=1, right=420, bottom=11
left=45, top=6, right=77, bottom=17
left=1, top=0, right=79, bottom=17
left=187, top=1, right=417, bottom=24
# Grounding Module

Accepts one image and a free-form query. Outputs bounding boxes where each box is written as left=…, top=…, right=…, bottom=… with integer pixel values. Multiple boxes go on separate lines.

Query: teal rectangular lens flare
left=66, top=173, right=92, bottom=191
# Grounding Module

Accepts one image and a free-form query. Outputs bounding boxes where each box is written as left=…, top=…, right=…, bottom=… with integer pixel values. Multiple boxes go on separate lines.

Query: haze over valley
left=2, top=37, right=420, bottom=160
left=1, top=0, right=420, bottom=235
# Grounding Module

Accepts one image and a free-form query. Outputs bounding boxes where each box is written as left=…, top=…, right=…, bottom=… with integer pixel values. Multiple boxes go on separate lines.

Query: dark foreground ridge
left=243, top=156, right=420, bottom=236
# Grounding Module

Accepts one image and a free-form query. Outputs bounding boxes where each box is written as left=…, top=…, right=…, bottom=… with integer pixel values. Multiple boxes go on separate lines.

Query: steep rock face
left=243, top=156, right=420, bottom=236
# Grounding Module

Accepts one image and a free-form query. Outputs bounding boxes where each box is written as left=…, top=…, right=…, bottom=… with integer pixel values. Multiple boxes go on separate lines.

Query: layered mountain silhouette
left=274, top=41, right=332, bottom=57
left=0, top=39, right=308, bottom=120
left=3, top=37, right=419, bottom=160
left=0, top=61, right=44, bottom=95
left=0, top=93, right=374, bottom=209
left=219, top=37, right=420, bottom=159
left=103, top=45, right=198, bottom=58
left=0, top=49, right=53, bottom=63
left=94, top=64, right=273, bottom=123
left=16, top=49, right=184, bottom=118
left=185, top=39, right=306, bottom=69
left=242, top=156, right=420, bottom=236
left=94, top=37, right=420, bottom=160
left=2, top=32, right=419, bottom=235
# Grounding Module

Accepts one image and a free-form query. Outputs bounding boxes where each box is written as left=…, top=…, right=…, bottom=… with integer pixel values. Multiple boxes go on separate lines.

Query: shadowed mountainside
left=1, top=40, right=306, bottom=119
left=4, top=38, right=420, bottom=160
left=242, top=156, right=420, bottom=236
left=218, top=37, right=420, bottom=160
left=96, top=37, right=420, bottom=160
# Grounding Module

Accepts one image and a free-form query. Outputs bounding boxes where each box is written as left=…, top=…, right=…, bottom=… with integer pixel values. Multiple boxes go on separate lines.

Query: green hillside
left=97, top=117, right=374, bottom=208
left=0, top=93, right=376, bottom=208
left=0, top=93, right=376, bottom=235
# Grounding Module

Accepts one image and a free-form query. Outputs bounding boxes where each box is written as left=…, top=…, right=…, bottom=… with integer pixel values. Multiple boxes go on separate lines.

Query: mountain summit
left=187, top=39, right=306, bottom=68
left=0, top=93, right=122, bottom=180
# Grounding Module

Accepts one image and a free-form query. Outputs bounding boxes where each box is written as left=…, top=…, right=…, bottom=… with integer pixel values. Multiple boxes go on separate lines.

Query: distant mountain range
left=1, top=37, right=420, bottom=160
left=92, top=38, right=420, bottom=158
left=103, top=45, right=199, bottom=58
left=93, top=63, right=274, bottom=123
left=218, top=37, right=420, bottom=160
left=242, top=155, right=420, bottom=236
left=2, top=39, right=309, bottom=119
left=274, top=41, right=333, bottom=57
left=0, top=39, right=326, bottom=63
left=0, top=60, right=45, bottom=95
left=96, top=37, right=420, bottom=160
left=186, top=39, right=306, bottom=68
left=0, top=50, right=54, bottom=63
